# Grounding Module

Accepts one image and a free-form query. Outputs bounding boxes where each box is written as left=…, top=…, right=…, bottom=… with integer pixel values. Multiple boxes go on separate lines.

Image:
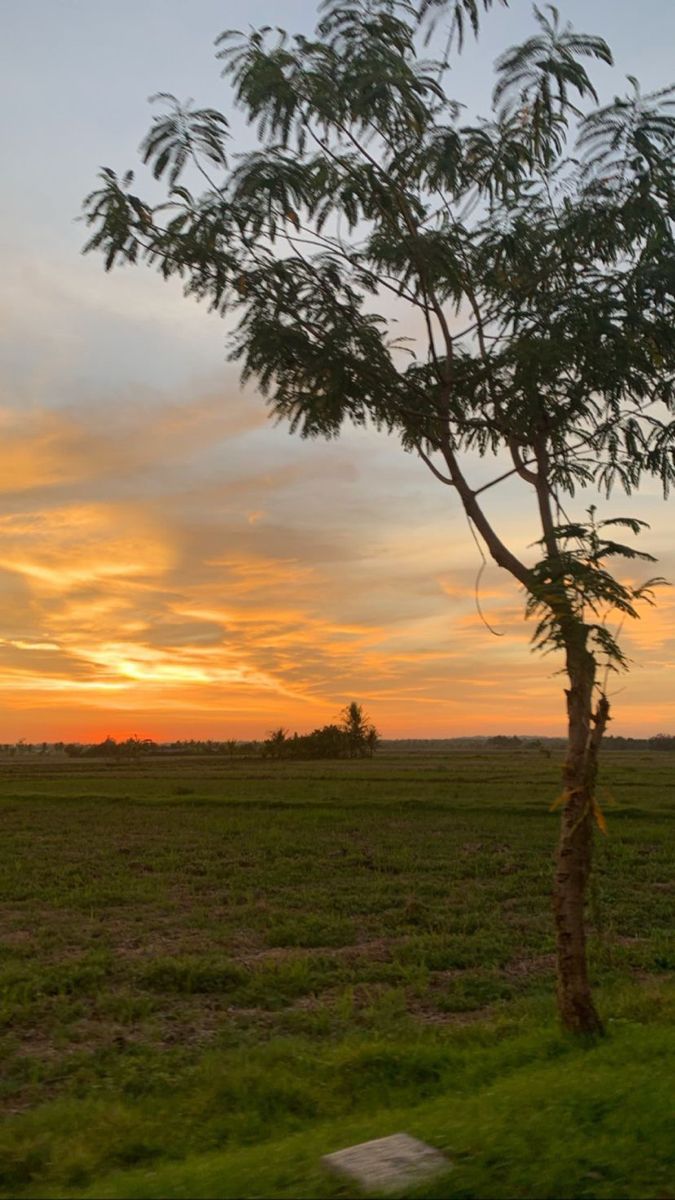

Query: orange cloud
left=0, top=373, right=672, bottom=741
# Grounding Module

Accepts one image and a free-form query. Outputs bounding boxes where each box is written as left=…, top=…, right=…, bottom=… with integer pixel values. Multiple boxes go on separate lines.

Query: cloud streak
left=0, top=338, right=672, bottom=740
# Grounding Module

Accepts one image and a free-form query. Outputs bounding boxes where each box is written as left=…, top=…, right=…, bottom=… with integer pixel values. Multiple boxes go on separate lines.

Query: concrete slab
left=322, top=1131, right=451, bottom=1193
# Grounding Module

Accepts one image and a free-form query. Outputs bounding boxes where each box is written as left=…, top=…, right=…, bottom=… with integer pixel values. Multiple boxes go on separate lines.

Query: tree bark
left=553, top=633, right=608, bottom=1036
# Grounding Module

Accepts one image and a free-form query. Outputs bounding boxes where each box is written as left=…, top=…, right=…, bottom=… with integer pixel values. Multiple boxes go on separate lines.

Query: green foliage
left=525, top=506, right=667, bottom=668
left=140, top=957, right=246, bottom=995
left=140, top=94, right=229, bottom=186
left=81, top=0, right=675, bottom=681
left=419, top=0, right=507, bottom=52
left=492, top=5, right=613, bottom=162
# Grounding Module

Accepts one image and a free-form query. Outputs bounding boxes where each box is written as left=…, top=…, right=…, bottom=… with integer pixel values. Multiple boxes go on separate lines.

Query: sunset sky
left=1, top=0, right=674, bottom=741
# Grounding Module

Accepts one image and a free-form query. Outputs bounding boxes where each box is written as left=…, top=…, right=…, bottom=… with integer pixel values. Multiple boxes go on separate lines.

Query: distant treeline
left=604, top=735, right=675, bottom=751
left=56, top=704, right=380, bottom=762
left=383, top=734, right=675, bottom=752
left=2, top=730, right=673, bottom=758
left=381, top=736, right=567, bottom=751
left=60, top=737, right=258, bottom=759
left=262, top=702, right=380, bottom=759
left=1, top=703, right=381, bottom=761
left=483, top=734, right=675, bottom=752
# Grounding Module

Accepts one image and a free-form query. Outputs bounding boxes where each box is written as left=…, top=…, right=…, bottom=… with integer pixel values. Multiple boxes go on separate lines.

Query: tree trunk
left=553, top=634, right=607, bottom=1036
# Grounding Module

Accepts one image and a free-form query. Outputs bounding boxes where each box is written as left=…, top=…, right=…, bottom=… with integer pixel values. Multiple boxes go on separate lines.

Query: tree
left=365, top=725, right=381, bottom=758
left=263, top=727, right=289, bottom=759
left=340, top=701, right=379, bottom=757
left=649, top=734, right=675, bottom=752
left=303, top=723, right=349, bottom=758
left=82, top=1, right=675, bottom=1035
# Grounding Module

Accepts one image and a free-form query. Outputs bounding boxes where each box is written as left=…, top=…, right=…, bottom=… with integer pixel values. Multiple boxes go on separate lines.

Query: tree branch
left=438, top=436, right=532, bottom=586
left=533, top=435, right=559, bottom=560
left=509, top=438, right=540, bottom=486
left=418, top=445, right=453, bottom=484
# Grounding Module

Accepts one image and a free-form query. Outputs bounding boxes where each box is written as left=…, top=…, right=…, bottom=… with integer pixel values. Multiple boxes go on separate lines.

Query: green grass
left=0, top=748, right=673, bottom=1198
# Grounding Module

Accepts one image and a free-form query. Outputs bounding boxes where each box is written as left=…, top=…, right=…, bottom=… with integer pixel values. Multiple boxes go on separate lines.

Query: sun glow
left=0, top=390, right=671, bottom=741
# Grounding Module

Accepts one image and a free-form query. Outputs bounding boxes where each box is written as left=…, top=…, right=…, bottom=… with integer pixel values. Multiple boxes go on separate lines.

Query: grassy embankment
left=0, top=748, right=673, bottom=1198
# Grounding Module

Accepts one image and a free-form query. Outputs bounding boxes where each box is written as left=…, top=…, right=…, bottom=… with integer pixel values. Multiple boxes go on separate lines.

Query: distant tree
left=303, top=723, right=348, bottom=758
left=604, top=734, right=640, bottom=751
left=649, top=734, right=675, bottom=751
left=263, top=727, right=289, bottom=759
left=365, top=725, right=381, bottom=758
left=121, top=736, right=156, bottom=759
left=340, top=701, right=380, bottom=757
left=259, top=712, right=380, bottom=759
left=82, top=1, right=675, bottom=1035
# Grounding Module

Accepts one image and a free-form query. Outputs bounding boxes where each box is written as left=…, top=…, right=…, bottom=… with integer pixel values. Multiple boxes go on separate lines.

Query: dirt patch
left=0, top=929, right=36, bottom=949
left=504, top=953, right=555, bottom=978
left=234, top=937, right=397, bottom=966
left=411, top=1006, right=494, bottom=1027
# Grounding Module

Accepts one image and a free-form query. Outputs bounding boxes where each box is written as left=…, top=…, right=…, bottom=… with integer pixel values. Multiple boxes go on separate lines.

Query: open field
left=1, top=748, right=673, bottom=1199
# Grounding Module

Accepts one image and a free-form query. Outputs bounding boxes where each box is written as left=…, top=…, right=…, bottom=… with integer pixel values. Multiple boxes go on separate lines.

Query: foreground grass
left=0, top=749, right=673, bottom=1197
left=45, top=1009, right=675, bottom=1200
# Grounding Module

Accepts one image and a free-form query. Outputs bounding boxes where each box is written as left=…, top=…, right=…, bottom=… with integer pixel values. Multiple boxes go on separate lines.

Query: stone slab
left=322, top=1132, right=450, bottom=1193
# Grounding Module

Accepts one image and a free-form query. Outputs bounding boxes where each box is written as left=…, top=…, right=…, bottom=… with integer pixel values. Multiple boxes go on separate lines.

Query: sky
left=0, top=0, right=674, bottom=742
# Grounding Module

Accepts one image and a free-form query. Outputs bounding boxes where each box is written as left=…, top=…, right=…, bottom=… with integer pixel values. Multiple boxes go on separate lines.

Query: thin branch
left=418, top=445, right=453, bottom=484
left=509, top=438, right=540, bottom=486
left=438, top=435, right=532, bottom=586
left=473, top=461, right=525, bottom=496
left=533, top=435, right=559, bottom=560
left=465, top=514, right=505, bottom=637
left=318, top=119, right=456, bottom=371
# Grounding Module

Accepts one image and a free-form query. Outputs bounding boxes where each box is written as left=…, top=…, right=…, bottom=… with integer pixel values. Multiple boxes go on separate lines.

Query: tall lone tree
left=83, top=0, right=675, bottom=1035
left=340, top=701, right=380, bottom=756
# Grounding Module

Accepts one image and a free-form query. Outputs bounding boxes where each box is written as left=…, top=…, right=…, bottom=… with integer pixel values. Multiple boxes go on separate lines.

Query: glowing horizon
left=0, top=387, right=672, bottom=744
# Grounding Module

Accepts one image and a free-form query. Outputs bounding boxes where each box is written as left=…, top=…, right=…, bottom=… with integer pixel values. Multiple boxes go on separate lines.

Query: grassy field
left=0, top=748, right=673, bottom=1199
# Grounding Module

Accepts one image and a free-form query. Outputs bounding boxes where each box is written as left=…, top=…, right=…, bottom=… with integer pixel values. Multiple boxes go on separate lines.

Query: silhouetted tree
left=263, top=727, right=289, bottom=759
left=365, top=726, right=381, bottom=758
left=340, top=701, right=380, bottom=757
left=303, top=723, right=348, bottom=758
left=649, top=734, right=675, bottom=752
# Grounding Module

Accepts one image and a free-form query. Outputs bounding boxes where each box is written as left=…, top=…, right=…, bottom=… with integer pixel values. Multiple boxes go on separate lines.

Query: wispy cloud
left=0, top=366, right=672, bottom=739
